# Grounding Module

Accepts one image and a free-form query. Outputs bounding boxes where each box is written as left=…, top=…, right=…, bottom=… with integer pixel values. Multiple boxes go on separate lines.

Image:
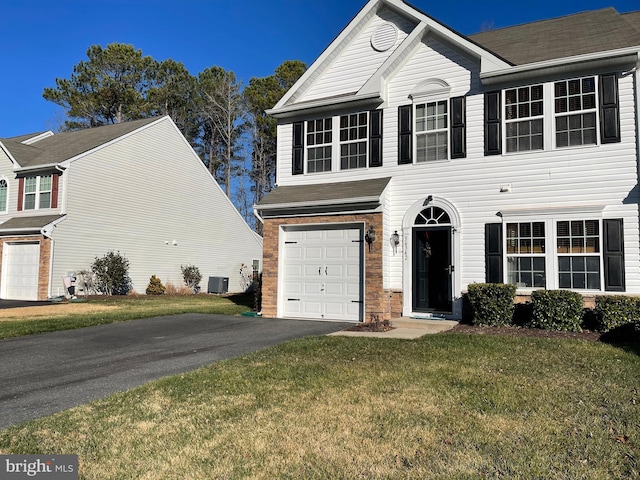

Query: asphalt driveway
left=0, top=314, right=350, bottom=429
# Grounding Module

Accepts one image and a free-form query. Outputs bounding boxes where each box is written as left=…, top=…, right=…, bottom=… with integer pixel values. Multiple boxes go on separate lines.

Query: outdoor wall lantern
left=365, top=225, right=376, bottom=251
left=391, top=230, right=400, bottom=255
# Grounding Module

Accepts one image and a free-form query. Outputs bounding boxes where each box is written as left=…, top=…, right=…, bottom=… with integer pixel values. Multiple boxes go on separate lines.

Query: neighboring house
left=0, top=116, right=262, bottom=300
left=256, top=0, right=640, bottom=322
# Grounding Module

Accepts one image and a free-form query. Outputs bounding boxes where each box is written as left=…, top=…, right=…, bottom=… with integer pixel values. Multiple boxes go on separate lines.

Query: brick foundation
left=262, top=213, right=389, bottom=322
left=0, top=236, right=52, bottom=300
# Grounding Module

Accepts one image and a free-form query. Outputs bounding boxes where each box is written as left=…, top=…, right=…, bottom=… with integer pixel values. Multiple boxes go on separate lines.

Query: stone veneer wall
left=0, top=236, right=52, bottom=300
left=262, top=212, right=395, bottom=322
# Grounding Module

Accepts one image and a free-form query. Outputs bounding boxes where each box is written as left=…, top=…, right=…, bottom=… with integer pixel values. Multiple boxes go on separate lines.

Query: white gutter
left=267, top=92, right=382, bottom=119
left=255, top=195, right=381, bottom=211
left=41, top=215, right=67, bottom=238
left=481, top=48, right=640, bottom=85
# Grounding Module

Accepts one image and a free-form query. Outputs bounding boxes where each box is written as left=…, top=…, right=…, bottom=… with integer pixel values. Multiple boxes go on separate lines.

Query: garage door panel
left=282, top=228, right=363, bottom=321
left=2, top=242, right=40, bottom=301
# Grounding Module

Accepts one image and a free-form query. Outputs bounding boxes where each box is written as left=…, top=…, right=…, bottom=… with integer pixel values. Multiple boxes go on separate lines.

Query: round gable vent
left=371, top=22, right=398, bottom=52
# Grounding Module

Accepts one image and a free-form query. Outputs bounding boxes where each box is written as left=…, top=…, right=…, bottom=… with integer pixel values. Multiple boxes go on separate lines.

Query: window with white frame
left=306, top=118, right=332, bottom=173
left=557, top=220, right=601, bottom=289
left=23, top=175, right=53, bottom=210
left=554, top=77, right=597, bottom=148
left=340, top=113, right=368, bottom=170
left=416, top=101, right=448, bottom=162
left=0, top=179, right=7, bottom=213
left=506, top=221, right=546, bottom=287
left=505, top=85, right=544, bottom=153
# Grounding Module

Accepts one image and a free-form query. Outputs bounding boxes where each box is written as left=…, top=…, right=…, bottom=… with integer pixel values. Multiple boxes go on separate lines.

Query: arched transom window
left=414, top=206, right=451, bottom=225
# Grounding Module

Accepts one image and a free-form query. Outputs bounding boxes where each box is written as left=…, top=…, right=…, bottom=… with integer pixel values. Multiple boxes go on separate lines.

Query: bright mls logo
left=0, top=455, right=78, bottom=479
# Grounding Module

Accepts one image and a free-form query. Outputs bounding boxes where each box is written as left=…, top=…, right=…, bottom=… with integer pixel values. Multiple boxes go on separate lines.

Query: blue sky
left=1, top=0, right=638, bottom=137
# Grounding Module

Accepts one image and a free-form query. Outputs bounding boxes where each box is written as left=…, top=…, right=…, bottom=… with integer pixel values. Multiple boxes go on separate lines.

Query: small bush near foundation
left=530, top=290, right=583, bottom=332
left=165, top=282, right=193, bottom=296
left=91, top=251, right=131, bottom=295
left=594, top=295, right=640, bottom=332
left=181, top=265, right=202, bottom=293
left=466, top=283, right=516, bottom=326
left=146, top=275, right=165, bottom=295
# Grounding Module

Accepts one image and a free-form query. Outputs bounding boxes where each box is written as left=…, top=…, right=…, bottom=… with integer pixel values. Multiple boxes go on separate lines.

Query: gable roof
left=0, top=117, right=161, bottom=169
left=469, top=8, right=640, bottom=65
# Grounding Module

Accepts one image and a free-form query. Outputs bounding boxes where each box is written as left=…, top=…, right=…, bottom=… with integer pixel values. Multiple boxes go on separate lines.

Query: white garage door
left=1, top=242, right=40, bottom=300
left=282, top=227, right=363, bottom=321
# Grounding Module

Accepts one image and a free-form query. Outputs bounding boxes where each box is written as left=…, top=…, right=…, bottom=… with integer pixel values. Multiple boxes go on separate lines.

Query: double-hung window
left=415, top=101, right=448, bottom=162
left=340, top=113, right=368, bottom=170
left=306, top=118, right=333, bottom=174
left=504, top=85, right=544, bottom=153
left=23, top=175, right=53, bottom=210
left=554, top=77, right=597, bottom=147
left=506, top=222, right=546, bottom=287
left=557, top=220, right=600, bottom=289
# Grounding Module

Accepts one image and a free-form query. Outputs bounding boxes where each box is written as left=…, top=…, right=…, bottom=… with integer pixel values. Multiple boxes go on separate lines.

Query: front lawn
left=0, top=294, right=253, bottom=339
left=1, top=333, right=638, bottom=479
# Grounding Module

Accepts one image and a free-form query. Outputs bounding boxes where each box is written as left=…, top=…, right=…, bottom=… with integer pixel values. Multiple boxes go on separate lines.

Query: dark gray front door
left=413, top=227, right=452, bottom=312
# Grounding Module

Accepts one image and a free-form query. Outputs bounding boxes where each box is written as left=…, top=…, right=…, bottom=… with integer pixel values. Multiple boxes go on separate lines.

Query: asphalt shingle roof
left=257, top=177, right=391, bottom=207
left=469, top=8, right=640, bottom=65
left=0, top=215, right=65, bottom=231
left=1, top=117, right=160, bottom=168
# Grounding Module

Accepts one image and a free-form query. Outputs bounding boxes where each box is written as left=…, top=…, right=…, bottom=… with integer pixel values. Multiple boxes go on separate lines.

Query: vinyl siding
left=299, top=8, right=415, bottom=103
left=273, top=27, right=640, bottom=300
left=49, top=118, right=262, bottom=296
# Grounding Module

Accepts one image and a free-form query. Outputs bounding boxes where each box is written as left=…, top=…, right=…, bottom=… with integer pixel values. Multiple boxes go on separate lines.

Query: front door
left=412, top=227, right=452, bottom=312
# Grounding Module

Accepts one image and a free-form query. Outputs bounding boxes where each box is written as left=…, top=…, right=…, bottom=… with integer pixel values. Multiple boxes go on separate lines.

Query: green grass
left=1, top=333, right=638, bottom=479
left=0, top=294, right=253, bottom=339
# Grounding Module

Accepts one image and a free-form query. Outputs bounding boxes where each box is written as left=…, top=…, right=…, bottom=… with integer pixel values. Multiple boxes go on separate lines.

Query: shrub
left=146, top=275, right=165, bottom=295
left=165, top=282, right=193, bottom=296
left=594, top=295, right=640, bottom=332
left=91, top=251, right=131, bottom=295
left=181, top=265, right=202, bottom=293
left=466, top=283, right=516, bottom=326
left=530, top=290, right=583, bottom=332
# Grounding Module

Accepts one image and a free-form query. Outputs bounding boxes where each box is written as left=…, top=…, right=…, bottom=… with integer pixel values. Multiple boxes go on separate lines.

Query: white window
left=506, top=222, right=546, bottom=288
left=416, top=101, right=448, bottom=162
left=554, top=77, right=597, bottom=148
left=504, top=217, right=606, bottom=291
left=0, top=179, right=7, bottom=213
left=23, top=175, right=53, bottom=210
left=557, top=220, right=600, bottom=289
left=505, top=85, right=544, bottom=153
left=306, top=118, right=332, bottom=173
left=339, top=113, right=368, bottom=170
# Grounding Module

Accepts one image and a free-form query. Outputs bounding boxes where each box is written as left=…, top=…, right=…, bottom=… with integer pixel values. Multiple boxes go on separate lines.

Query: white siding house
left=0, top=116, right=262, bottom=300
left=256, top=0, right=640, bottom=322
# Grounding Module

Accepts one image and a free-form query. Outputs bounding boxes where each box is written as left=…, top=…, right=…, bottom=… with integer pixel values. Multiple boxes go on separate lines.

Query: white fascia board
left=255, top=195, right=381, bottom=212
left=59, top=116, right=168, bottom=167
left=272, top=0, right=381, bottom=111
left=498, top=204, right=606, bottom=219
left=266, top=92, right=382, bottom=119
left=14, top=163, right=66, bottom=174
left=481, top=48, right=640, bottom=84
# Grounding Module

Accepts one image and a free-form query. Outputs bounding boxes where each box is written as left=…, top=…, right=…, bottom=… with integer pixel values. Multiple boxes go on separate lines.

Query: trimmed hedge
left=594, top=295, right=640, bottom=333
left=530, top=290, right=583, bottom=332
left=466, top=283, right=516, bottom=326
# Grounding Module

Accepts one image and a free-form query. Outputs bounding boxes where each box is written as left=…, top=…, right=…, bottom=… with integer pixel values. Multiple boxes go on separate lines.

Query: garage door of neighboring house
left=1, top=242, right=41, bottom=300
left=282, top=227, right=363, bottom=321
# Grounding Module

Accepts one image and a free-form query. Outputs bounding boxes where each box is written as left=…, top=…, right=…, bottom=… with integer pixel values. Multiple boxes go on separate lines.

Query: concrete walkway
left=330, top=317, right=458, bottom=339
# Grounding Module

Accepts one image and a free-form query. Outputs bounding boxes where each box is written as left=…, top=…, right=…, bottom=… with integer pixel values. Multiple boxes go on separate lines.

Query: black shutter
left=450, top=96, right=466, bottom=159
left=599, top=74, right=621, bottom=144
left=485, top=223, right=503, bottom=283
left=369, top=109, right=383, bottom=167
left=484, top=91, right=502, bottom=155
left=398, top=105, right=412, bottom=164
left=292, top=121, right=304, bottom=175
left=603, top=218, right=625, bottom=291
